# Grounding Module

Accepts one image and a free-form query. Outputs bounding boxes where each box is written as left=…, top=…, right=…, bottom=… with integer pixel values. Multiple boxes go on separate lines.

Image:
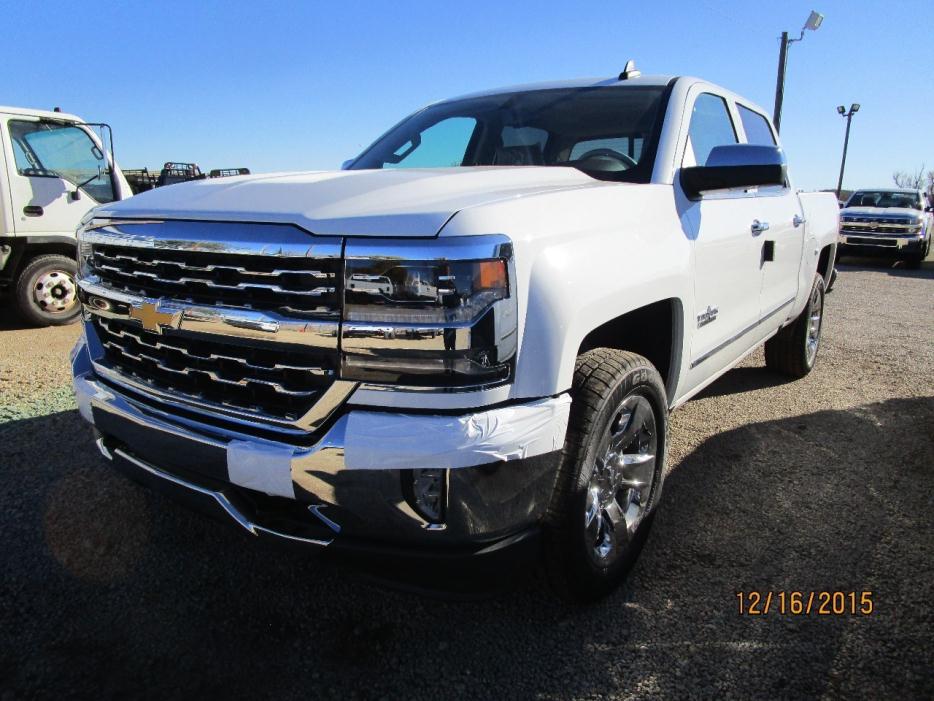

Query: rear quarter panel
left=797, top=191, right=840, bottom=310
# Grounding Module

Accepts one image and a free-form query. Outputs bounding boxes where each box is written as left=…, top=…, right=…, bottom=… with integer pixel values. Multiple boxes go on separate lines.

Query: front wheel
left=15, top=254, right=81, bottom=327
left=764, top=274, right=825, bottom=378
left=544, top=349, right=668, bottom=602
left=904, top=240, right=929, bottom=269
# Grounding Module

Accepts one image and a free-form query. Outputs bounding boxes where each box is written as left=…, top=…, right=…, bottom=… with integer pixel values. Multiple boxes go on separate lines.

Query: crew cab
left=838, top=188, right=932, bottom=267
left=0, top=107, right=130, bottom=325
left=70, top=70, right=838, bottom=600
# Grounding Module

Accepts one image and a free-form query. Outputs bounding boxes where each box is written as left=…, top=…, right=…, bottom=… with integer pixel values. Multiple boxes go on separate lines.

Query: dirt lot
left=1, top=256, right=932, bottom=700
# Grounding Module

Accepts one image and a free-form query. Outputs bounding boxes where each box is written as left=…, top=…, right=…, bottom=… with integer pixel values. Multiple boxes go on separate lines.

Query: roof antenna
left=618, top=60, right=641, bottom=80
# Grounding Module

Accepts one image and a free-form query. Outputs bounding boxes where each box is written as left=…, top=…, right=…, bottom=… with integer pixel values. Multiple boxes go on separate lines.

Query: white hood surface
left=842, top=206, right=923, bottom=219
left=97, top=167, right=611, bottom=237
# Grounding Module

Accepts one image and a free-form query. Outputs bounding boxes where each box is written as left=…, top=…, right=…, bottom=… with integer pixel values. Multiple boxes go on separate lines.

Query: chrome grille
left=840, top=216, right=919, bottom=235
left=93, top=316, right=337, bottom=421
left=81, top=220, right=346, bottom=429
left=89, top=245, right=340, bottom=318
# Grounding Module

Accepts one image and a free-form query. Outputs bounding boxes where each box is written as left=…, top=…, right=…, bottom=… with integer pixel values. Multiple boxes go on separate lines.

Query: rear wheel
left=764, top=274, right=824, bottom=378
left=544, top=349, right=668, bottom=602
left=15, top=254, right=81, bottom=326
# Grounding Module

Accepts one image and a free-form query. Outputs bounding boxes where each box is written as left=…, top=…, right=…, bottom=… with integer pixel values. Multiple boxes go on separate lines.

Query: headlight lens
left=344, top=258, right=508, bottom=323
left=76, top=215, right=95, bottom=279
left=341, top=236, right=517, bottom=387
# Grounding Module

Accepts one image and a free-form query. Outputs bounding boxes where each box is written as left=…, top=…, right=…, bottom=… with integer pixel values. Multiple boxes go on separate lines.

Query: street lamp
left=772, top=10, right=824, bottom=134
left=835, top=104, right=860, bottom=200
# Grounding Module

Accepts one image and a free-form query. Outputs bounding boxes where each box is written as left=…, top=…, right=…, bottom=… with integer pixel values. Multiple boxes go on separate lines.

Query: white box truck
left=0, top=106, right=130, bottom=325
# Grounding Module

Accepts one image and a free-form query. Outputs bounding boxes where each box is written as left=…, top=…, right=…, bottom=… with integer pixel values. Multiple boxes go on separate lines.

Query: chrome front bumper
left=838, top=232, right=926, bottom=252
left=72, top=333, right=568, bottom=551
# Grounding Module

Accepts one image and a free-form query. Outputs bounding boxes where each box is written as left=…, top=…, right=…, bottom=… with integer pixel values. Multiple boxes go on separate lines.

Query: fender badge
left=129, top=301, right=182, bottom=335
left=697, top=305, right=719, bottom=328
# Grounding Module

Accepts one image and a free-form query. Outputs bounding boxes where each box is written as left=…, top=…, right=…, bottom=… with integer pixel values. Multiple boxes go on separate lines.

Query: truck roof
left=449, top=74, right=677, bottom=101
left=0, top=105, right=85, bottom=123
left=850, top=187, right=921, bottom=194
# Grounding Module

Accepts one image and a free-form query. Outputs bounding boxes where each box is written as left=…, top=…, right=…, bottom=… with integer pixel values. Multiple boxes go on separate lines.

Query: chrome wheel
left=585, top=394, right=657, bottom=563
left=33, top=270, right=77, bottom=315
left=806, top=282, right=823, bottom=366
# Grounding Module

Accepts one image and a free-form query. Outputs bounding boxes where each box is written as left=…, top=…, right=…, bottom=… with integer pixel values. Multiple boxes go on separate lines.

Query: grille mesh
left=90, top=245, right=340, bottom=318
left=94, top=316, right=336, bottom=421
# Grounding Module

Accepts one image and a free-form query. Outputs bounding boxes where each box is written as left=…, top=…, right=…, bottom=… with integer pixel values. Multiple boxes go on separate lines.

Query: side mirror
left=680, top=144, right=787, bottom=199
left=926, top=205, right=933, bottom=213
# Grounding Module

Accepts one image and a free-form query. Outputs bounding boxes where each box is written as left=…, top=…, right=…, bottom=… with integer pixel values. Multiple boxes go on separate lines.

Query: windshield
left=846, top=190, right=922, bottom=210
left=8, top=119, right=116, bottom=203
left=349, top=85, right=669, bottom=183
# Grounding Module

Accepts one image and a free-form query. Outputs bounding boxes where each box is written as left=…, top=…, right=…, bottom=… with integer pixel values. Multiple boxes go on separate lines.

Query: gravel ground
left=1, top=255, right=932, bottom=700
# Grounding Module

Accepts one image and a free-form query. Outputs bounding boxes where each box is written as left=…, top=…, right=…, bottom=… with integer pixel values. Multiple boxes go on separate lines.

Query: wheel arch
left=816, top=242, right=836, bottom=287
left=575, top=297, right=684, bottom=401
left=0, top=237, right=77, bottom=284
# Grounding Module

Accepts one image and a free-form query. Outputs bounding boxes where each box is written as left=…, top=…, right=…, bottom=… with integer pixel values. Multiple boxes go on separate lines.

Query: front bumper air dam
left=71, top=336, right=569, bottom=582
left=838, top=233, right=927, bottom=256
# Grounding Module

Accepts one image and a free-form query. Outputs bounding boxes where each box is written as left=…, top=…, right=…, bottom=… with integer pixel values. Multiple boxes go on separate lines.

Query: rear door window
left=737, top=105, right=776, bottom=146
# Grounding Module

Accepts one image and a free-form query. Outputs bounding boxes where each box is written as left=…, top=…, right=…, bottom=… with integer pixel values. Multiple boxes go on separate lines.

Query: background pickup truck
left=838, top=187, right=932, bottom=267
left=71, top=70, right=838, bottom=600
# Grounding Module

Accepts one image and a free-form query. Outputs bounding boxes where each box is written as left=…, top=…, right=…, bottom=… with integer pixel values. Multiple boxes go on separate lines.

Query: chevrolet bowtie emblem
left=128, top=301, right=182, bottom=335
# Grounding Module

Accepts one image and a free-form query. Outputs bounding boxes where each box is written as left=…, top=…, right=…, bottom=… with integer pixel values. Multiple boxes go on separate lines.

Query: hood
left=841, top=206, right=923, bottom=220
left=95, top=167, right=611, bottom=237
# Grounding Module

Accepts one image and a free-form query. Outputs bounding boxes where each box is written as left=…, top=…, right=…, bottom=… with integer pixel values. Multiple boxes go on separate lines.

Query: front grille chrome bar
left=93, top=249, right=333, bottom=278
left=79, top=278, right=338, bottom=350
left=95, top=263, right=336, bottom=296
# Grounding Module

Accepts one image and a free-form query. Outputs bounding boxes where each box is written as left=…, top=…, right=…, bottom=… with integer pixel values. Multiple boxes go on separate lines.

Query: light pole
left=835, top=104, right=860, bottom=200
left=773, top=10, right=824, bottom=134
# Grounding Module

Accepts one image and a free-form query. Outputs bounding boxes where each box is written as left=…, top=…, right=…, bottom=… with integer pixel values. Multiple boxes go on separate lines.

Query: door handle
left=751, top=219, right=769, bottom=235
left=23, top=205, right=43, bottom=217
left=793, top=214, right=806, bottom=228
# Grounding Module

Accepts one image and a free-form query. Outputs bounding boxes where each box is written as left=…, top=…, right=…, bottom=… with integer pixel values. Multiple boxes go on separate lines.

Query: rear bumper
left=71, top=333, right=566, bottom=579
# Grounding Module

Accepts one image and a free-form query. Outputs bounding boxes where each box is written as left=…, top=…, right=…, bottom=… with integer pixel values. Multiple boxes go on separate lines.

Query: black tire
left=764, top=274, right=824, bottom=378
left=826, top=267, right=837, bottom=292
left=15, top=254, right=81, bottom=327
left=543, top=349, right=668, bottom=602
left=904, top=241, right=929, bottom=269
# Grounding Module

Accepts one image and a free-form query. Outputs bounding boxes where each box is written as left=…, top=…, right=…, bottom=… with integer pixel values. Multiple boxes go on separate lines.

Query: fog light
left=404, top=468, right=448, bottom=525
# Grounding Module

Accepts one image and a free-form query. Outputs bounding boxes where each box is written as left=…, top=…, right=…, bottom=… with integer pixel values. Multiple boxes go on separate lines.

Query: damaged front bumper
left=71, top=333, right=568, bottom=577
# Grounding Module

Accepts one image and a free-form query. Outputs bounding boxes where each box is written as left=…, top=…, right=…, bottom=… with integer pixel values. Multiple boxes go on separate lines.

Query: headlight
left=341, top=235, right=517, bottom=387
left=76, top=213, right=95, bottom=279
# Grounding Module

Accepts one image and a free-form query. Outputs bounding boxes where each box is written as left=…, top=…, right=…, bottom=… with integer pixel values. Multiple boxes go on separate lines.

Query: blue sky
left=3, top=0, right=931, bottom=191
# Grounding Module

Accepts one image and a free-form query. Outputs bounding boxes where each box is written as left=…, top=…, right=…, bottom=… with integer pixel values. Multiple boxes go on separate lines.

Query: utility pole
left=772, top=11, right=824, bottom=134
left=773, top=32, right=790, bottom=134
left=835, top=104, right=860, bottom=199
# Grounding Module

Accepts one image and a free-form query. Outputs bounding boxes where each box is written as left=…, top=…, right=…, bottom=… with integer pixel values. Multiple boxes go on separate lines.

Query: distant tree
left=892, top=164, right=929, bottom=192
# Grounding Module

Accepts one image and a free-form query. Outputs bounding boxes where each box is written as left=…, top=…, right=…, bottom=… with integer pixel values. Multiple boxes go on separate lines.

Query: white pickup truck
left=0, top=107, right=130, bottom=325
left=71, top=70, right=838, bottom=600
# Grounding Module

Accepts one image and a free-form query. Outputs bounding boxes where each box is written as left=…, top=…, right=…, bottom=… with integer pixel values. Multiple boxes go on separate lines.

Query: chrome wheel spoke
left=611, top=400, right=649, bottom=451
left=585, top=394, right=658, bottom=563
left=805, top=289, right=823, bottom=364
left=603, top=499, right=625, bottom=531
